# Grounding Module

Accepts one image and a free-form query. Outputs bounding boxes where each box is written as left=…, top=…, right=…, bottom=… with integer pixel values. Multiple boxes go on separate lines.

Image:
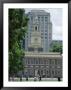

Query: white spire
left=33, top=16, right=39, bottom=24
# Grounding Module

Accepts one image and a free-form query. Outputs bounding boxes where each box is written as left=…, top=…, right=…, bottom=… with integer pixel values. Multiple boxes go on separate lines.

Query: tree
left=50, top=43, right=62, bottom=54
left=9, top=9, right=29, bottom=80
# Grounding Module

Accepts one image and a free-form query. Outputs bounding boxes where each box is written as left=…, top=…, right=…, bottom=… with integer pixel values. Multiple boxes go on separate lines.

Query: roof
left=27, top=10, right=50, bottom=16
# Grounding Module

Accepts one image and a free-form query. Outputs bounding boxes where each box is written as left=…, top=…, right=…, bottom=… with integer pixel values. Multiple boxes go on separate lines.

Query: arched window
left=35, top=26, right=37, bottom=31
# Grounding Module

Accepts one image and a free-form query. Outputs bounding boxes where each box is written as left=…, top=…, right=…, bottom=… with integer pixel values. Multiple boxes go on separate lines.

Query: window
left=47, top=70, right=49, bottom=74
left=45, top=20, right=48, bottom=22
left=45, top=37, right=47, bottom=39
left=57, top=70, right=60, bottom=75
left=35, top=59, right=38, bottom=64
left=41, top=33, right=43, bottom=38
left=45, top=17, right=48, bottom=20
left=46, top=60, right=48, bottom=64
left=45, top=33, right=47, bottom=35
left=41, top=16, right=44, bottom=20
left=44, top=58, right=46, bottom=64
left=51, top=60, right=55, bottom=65
left=35, top=26, right=37, bottom=31
left=45, top=30, right=48, bottom=32
left=25, top=58, right=27, bottom=64
left=55, top=70, right=57, bottom=75
left=41, top=33, right=43, bottom=35
left=28, top=48, right=34, bottom=51
left=24, top=58, right=26, bottom=64
left=52, top=70, right=54, bottom=75
left=57, top=59, right=61, bottom=65
left=55, top=59, right=57, bottom=64
left=45, top=16, right=47, bottom=18
left=38, top=58, right=40, bottom=64
left=41, top=70, right=43, bottom=75
left=31, top=59, right=34, bottom=64
left=38, top=48, right=43, bottom=52
left=34, top=58, right=36, bottom=64
left=28, top=59, right=30, bottom=64
left=40, top=59, right=43, bottom=64
left=49, top=59, right=51, bottom=64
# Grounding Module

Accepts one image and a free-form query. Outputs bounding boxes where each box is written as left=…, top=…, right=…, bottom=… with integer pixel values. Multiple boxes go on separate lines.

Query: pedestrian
left=58, top=77, right=61, bottom=81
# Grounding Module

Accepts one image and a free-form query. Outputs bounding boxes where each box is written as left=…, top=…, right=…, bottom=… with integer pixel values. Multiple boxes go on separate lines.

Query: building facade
left=23, top=52, right=62, bottom=78
left=25, top=10, right=52, bottom=52
left=23, top=10, right=62, bottom=79
left=51, top=40, right=62, bottom=46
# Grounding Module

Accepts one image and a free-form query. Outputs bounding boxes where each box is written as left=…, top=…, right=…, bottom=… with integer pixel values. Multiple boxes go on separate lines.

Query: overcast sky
left=25, top=8, right=63, bottom=40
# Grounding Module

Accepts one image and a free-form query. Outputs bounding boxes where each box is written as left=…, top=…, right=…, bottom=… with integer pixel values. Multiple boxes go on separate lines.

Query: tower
left=28, top=16, right=43, bottom=52
left=25, top=10, right=52, bottom=52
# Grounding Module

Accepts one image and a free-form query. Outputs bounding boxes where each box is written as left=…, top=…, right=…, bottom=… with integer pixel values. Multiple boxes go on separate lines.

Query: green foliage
left=9, top=9, right=29, bottom=77
left=9, top=9, right=29, bottom=50
left=50, top=43, right=62, bottom=53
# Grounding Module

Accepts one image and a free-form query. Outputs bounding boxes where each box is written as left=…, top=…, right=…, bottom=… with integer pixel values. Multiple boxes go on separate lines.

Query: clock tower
left=28, top=16, right=43, bottom=52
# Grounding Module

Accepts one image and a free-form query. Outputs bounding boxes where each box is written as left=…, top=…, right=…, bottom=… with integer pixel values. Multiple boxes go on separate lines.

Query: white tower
left=28, top=16, right=43, bottom=52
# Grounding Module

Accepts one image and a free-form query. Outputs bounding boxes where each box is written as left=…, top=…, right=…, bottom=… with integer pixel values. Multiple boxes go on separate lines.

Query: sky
left=25, top=8, right=63, bottom=40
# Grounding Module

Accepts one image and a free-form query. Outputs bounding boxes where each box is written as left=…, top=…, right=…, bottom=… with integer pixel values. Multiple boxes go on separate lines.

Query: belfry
left=28, top=16, right=42, bottom=52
